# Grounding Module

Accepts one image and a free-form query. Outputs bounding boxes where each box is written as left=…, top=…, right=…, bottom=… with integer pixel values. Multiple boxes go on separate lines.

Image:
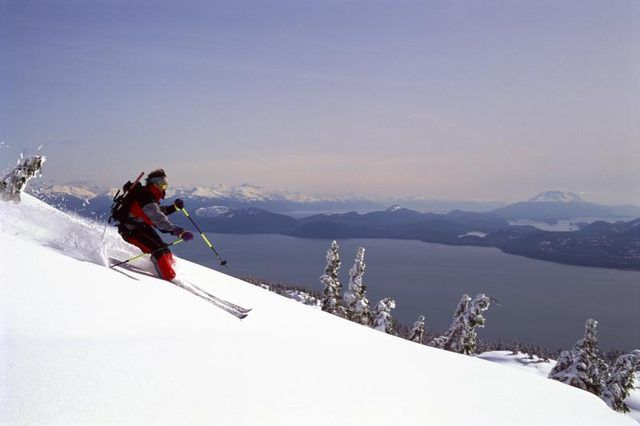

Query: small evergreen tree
left=548, top=319, right=608, bottom=396
left=408, top=315, right=426, bottom=344
left=373, top=298, right=396, bottom=334
left=601, top=350, right=640, bottom=413
left=0, top=156, right=45, bottom=202
left=320, top=240, right=347, bottom=317
left=429, top=294, right=491, bottom=355
left=343, top=247, right=371, bottom=325
left=510, top=341, right=520, bottom=356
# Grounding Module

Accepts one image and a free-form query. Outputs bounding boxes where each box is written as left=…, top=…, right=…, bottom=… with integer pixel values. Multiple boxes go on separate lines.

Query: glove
left=173, top=199, right=184, bottom=209
left=171, top=227, right=185, bottom=237
left=180, top=231, right=194, bottom=241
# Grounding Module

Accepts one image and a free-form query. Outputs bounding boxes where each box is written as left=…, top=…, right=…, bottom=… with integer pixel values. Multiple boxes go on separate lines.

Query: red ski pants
left=118, top=223, right=176, bottom=280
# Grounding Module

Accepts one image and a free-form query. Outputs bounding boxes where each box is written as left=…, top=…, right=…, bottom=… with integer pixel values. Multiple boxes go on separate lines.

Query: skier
left=117, top=169, right=193, bottom=281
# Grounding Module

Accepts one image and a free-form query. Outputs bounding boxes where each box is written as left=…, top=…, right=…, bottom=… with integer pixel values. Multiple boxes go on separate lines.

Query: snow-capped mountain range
left=31, top=183, right=640, bottom=225
left=167, top=183, right=328, bottom=203
left=30, top=182, right=509, bottom=217
left=33, top=184, right=633, bottom=209
left=45, top=184, right=100, bottom=199
left=95, top=183, right=362, bottom=204
left=493, top=191, right=640, bottom=225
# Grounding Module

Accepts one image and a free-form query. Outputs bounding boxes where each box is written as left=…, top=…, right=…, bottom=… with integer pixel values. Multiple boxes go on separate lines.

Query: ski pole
left=110, top=238, right=184, bottom=268
left=179, top=207, right=227, bottom=267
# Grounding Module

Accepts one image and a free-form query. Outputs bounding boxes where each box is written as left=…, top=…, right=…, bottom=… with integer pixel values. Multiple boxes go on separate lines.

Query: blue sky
left=1, top=0, right=638, bottom=203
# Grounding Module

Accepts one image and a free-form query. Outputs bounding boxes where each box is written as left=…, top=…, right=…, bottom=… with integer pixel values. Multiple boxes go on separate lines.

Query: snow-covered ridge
left=32, top=182, right=492, bottom=205
left=530, top=190, right=583, bottom=203
left=195, top=205, right=232, bottom=217
left=38, top=183, right=332, bottom=203
left=171, top=186, right=228, bottom=199
left=32, top=181, right=416, bottom=205
left=46, top=184, right=98, bottom=199
left=33, top=184, right=100, bottom=199
left=168, top=183, right=335, bottom=203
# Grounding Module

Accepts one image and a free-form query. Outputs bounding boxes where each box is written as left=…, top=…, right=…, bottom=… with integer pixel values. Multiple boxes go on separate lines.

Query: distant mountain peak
left=196, top=206, right=232, bottom=217
left=37, top=184, right=98, bottom=200
left=385, top=204, right=404, bottom=212
left=529, top=191, right=583, bottom=203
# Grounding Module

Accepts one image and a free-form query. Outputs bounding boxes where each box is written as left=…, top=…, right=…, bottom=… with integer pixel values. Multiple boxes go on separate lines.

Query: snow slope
left=0, top=195, right=635, bottom=425
left=476, top=351, right=640, bottom=423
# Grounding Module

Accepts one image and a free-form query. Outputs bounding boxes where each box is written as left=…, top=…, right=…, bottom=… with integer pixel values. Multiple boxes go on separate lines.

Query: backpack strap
left=108, top=172, right=144, bottom=224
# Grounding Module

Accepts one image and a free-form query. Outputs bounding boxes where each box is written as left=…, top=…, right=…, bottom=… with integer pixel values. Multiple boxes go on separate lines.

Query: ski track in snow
left=0, top=194, right=637, bottom=425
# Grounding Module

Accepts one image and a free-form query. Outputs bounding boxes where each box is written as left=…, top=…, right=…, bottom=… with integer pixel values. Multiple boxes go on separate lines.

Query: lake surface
left=172, top=233, right=640, bottom=351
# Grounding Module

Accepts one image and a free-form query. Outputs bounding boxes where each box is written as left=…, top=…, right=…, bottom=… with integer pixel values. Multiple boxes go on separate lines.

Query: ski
left=109, top=259, right=251, bottom=319
left=171, top=279, right=249, bottom=319
left=185, top=280, right=252, bottom=315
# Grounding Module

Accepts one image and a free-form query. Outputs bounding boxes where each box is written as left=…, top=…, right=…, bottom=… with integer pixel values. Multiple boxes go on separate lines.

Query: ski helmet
left=146, top=169, right=168, bottom=189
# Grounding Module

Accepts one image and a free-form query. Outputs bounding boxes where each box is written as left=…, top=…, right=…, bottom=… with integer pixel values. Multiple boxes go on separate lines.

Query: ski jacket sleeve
left=142, top=203, right=177, bottom=233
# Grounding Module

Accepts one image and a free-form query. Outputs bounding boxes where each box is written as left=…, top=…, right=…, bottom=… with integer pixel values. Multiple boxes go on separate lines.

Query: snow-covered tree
left=0, top=156, right=45, bottom=202
left=548, top=319, right=608, bottom=396
left=408, top=315, right=426, bottom=344
left=373, top=298, right=396, bottom=334
left=601, top=350, right=640, bottom=413
left=320, top=240, right=346, bottom=317
left=429, top=294, right=491, bottom=355
left=343, top=247, right=371, bottom=325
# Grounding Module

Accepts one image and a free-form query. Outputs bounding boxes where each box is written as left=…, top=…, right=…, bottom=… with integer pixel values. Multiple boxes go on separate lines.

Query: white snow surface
left=477, top=351, right=640, bottom=423
left=476, top=351, right=556, bottom=377
left=628, top=374, right=640, bottom=423
left=0, top=195, right=635, bottom=425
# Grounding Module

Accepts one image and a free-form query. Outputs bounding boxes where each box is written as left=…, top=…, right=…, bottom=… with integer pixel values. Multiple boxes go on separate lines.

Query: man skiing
left=117, top=169, right=193, bottom=281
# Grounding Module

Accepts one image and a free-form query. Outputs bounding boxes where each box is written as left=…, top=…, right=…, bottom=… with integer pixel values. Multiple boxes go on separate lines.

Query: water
left=172, top=233, right=640, bottom=351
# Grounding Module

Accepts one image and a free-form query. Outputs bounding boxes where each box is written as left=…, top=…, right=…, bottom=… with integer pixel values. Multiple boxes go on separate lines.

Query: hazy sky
left=1, top=0, right=638, bottom=204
